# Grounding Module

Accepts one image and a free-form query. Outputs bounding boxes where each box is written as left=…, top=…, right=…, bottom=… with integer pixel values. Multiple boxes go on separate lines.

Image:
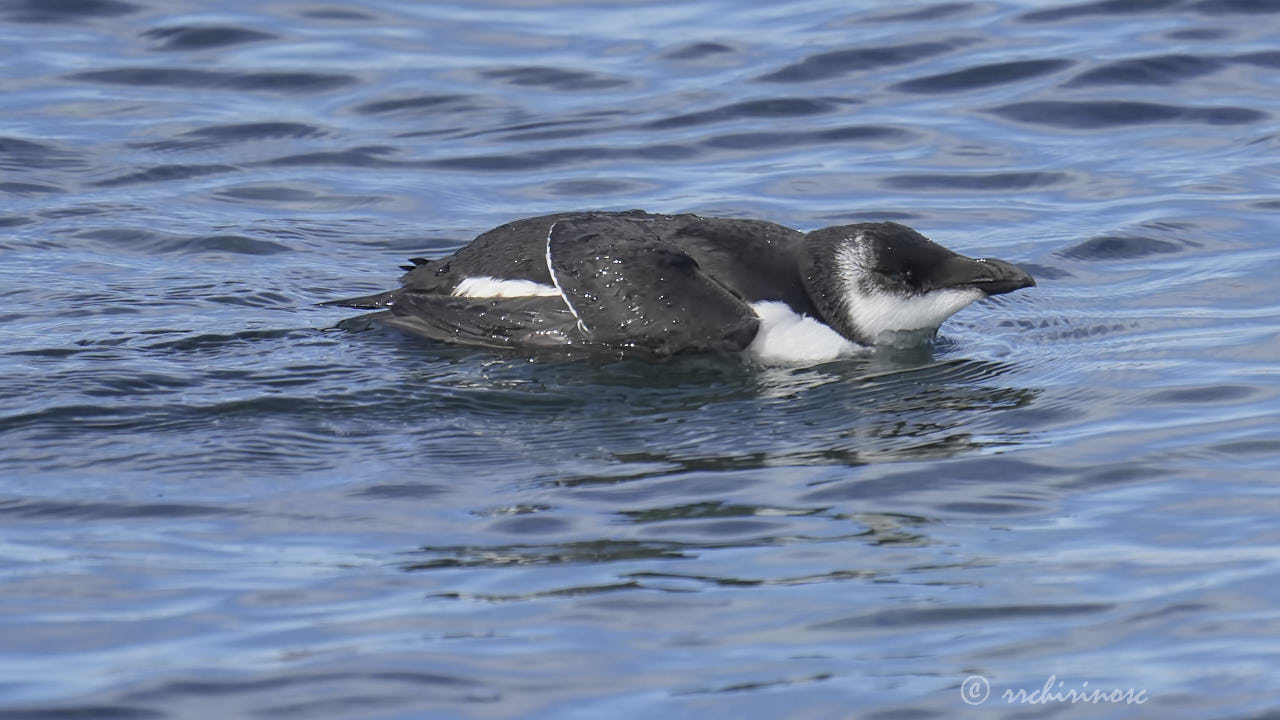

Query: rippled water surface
left=3, top=0, right=1280, bottom=718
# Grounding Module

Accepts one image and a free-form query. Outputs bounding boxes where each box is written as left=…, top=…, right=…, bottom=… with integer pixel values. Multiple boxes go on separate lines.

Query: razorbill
left=326, top=210, right=1034, bottom=362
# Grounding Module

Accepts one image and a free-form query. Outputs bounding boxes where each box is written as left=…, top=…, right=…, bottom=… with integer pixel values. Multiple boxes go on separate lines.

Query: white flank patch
left=451, top=276, right=561, bottom=298
left=746, top=301, right=864, bottom=364
left=845, top=288, right=984, bottom=342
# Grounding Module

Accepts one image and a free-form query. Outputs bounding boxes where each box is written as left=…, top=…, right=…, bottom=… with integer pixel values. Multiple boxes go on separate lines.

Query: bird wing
left=546, top=215, right=759, bottom=355
left=380, top=293, right=580, bottom=350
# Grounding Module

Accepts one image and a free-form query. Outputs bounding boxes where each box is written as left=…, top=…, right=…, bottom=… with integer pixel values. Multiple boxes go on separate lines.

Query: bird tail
left=318, top=289, right=399, bottom=309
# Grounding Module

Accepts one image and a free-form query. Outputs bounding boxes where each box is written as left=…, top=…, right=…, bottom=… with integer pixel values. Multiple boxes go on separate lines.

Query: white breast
left=451, top=276, right=562, bottom=298
left=746, top=301, right=864, bottom=364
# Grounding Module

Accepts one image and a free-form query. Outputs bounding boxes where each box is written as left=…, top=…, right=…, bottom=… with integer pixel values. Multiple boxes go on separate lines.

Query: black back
left=546, top=215, right=760, bottom=354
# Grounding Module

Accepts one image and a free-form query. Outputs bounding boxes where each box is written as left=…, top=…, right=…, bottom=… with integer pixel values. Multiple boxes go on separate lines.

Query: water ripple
left=1057, top=234, right=1185, bottom=260
left=756, top=40, right=965, bottom=82
left=987, top=100, right=1267, bottom=128
left=861, top=3, right=976, bottom=23
left=66, top=227, right=293, bottom=255
left=646, top=97, right=847, bottom=129
left=90, top=164, right=238, bottom=188
left=2, top=0, right=139, bottom=23
left=702, top=124, right=916, bottom=151
left=1016, top=0, right=1275, bottom=23
left=882, top=171, right=1071, bottom=191
left=0, top=706, right=161, bottom=719
left=353, top=94, right=488, bottom=116
left=141, top=25, right=276, bottom=51
left=0, top=137, right=87, bottom=171
left=892, top=58, right=1073, bottom=93
left=132, top=122, right=324, bottom=152
left=0, top=498, right=240, bottom=520
left=1066, top=53, right=1228, bottom=86
left=478, top=66, right=632, bottom=91
left=68, top=68, right=355, bottom=94
left=661, top=42, right=738, bottom=62
left=811, top=602, right=1113, bottom=630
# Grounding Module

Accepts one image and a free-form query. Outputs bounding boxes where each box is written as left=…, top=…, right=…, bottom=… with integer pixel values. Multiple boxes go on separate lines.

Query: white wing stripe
left=544, top=220, right=590, bottom=334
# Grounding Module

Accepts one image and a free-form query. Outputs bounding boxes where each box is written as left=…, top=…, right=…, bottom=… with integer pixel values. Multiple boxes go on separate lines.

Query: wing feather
left=546, top=215, right=759, bottom=355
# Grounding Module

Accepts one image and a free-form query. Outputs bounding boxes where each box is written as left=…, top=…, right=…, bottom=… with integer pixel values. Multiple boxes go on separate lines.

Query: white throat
left=844, top=288, right=984, bottom=342
left=836, top=240, right=984, bottom=343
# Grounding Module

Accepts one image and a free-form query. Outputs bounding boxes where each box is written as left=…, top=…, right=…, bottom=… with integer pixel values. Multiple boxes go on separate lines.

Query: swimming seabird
left=326, top=210, right=1034, bottom=362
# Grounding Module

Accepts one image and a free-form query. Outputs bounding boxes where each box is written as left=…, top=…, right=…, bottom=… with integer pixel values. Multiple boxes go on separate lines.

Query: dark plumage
left=326, top=210, right=1034, bottom=361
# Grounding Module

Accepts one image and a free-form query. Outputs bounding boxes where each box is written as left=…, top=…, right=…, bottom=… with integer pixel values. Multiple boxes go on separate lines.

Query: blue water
left=2, top=1, right=1279, bottom=718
